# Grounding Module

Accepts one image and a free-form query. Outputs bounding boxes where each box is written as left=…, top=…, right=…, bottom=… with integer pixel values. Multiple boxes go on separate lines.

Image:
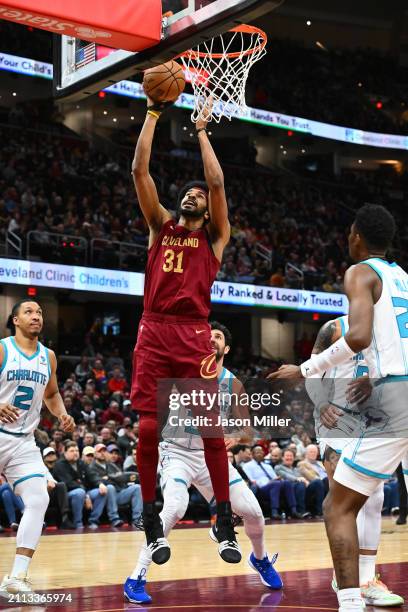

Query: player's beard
left=177, top=204, right=206, bottom=220
left=215, top=348, right=224, bottom=362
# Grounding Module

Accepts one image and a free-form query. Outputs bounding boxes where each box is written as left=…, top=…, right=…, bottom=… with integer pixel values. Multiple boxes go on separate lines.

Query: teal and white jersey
left=162, top=366, right=235, bottom=451
left=314, top=315, right=368, bottom=448
left=359, top=258, right=408, bottom=377
left=0, top=336, right=51, bottom=436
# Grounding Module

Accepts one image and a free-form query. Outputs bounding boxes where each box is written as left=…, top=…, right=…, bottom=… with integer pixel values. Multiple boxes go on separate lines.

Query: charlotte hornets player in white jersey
left=124, top=322, right=283, bottom=605
left=308, top=316, right=404, bottom=608
left=310, top=315, right=368, bottom=458
left=0, top=301, right=75, bottom=598
left=271, top=204, right=407, bottom=611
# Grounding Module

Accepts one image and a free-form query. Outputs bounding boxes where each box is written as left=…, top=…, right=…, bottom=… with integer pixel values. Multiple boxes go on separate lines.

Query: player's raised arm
left=43, top=351, right=75, bottom=432
left=195, top=109, right=230, bottom=262
left=132, top=100, right=172, bottom=245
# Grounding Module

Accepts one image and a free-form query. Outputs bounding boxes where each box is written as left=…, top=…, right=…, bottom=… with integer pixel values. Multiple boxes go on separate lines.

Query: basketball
left=143, top=60, right=185, bottom=103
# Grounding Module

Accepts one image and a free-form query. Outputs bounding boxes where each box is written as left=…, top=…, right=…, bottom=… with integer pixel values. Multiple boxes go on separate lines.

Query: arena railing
left=26, top=231, right=88, bottom=265
left=90, top=238, right=147, bottom=269
left=5, top=230, right=23, bottom=259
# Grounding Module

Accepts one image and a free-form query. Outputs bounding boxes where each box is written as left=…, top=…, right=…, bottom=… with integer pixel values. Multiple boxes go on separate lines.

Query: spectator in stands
left=99, top=426, right=117, bottom=446
left=269, top=267, right=285, bottom=288
left=242, top=445, right=304, bottom=519
left=81, top=446, right=95, bottom=465
left=51, top=428, right=66, bottom=457
left=267, top=447, right=283, bottom=469
left=53, top=441, right=102, bottom=529
left=123, top=446, right=138, bottom=474
left=42, top=448, right=75, bottom=529
left=274, top=449, right=310, bottom=517
left=101, top=400, right=124, bottom=425
left=75, top=356, right=92, bottom=385
left=0, top=476, right=24, bottom=530
left=106, top=444, right=123, bottom=467
left=232, top=444, right=252, bottom=466
left=92, top=358, right=107, bottom=390
left=63, top=375, right=82, bottom=396
left=89, top=445, right=142, bottom=528
left=106, top=347, right=125, bottom=374
left=117, top=422, right=137, bottom=458
left=107, top=368, right=128, bottom=395
left=297, top=444, right=327, bottom=516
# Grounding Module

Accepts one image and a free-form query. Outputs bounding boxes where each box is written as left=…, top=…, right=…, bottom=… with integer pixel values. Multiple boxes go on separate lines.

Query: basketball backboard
left=53, top=0, right=283, bottom=101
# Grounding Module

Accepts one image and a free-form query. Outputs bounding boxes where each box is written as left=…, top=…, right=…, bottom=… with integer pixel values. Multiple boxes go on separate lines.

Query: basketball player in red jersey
left=130, top=97, right=240, bottom=566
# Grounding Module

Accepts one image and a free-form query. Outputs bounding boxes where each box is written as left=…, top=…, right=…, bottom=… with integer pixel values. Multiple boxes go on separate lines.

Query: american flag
left=75, top=43, right=96, bottom=69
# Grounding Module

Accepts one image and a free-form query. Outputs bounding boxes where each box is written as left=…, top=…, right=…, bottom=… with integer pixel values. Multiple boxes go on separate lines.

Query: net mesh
left=180, top=26, right=267, bottom=123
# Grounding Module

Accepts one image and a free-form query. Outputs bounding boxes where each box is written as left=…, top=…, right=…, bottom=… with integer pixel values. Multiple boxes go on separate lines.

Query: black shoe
left=396, top=515, right=407, bottom=525
left=291, top=511, right=303, bottom=519
left=271, top=510, right=281, bottom=520
left=112, top=519, right=124, bottom=528
left=215, top=502, right=242, bottom=564
left=143, top=503, right=170, bottom=565
left=132, top=517, right=144, bottom=530
left=60, top=518, right=75, bottom=530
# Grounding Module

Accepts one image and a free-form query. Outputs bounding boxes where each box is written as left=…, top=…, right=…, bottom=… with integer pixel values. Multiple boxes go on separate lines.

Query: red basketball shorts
left=131, top=312, right=218, bottom=414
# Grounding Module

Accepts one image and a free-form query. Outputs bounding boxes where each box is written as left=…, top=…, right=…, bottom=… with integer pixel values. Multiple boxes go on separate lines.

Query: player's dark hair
left=210, top=321, right=232, bottom=347
left=354, top=204, right=396, bottom=251
left=230, top=443, right=250, bottom=454
left=177, top=180, right=209, bottom=209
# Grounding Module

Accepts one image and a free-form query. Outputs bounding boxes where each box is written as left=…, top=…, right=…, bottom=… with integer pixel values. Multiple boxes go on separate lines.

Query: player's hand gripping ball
left=143, top=60, right=186, bottom=107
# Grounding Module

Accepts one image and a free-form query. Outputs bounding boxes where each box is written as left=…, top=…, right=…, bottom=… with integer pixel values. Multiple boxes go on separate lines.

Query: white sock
left=338, top=588, right=364, bottom=610
left=130, top=545, right=152, bottom=580
left=11, top=554, right=31, bottom=578
left=359, top=554, right=376, bottom=585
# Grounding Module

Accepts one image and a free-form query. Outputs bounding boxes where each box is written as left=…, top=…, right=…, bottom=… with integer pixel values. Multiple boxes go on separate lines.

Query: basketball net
left=179, top=25, right=267, bottom=123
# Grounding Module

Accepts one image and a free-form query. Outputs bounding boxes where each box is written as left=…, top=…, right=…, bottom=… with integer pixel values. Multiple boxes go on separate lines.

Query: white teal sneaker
left=361, top=577, right=404, bottom=607
left=0, top=574, right=35, bottom=597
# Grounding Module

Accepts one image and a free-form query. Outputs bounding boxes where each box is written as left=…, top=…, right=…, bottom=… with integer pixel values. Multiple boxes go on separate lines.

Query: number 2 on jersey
left=392, top=297, right=408, bottom=338
left=14, top=385, right=34, bottom=411
left=163, top=249, right=184, bottom=274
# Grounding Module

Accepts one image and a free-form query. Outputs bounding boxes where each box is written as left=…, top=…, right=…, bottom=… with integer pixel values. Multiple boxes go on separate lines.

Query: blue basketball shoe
left=248, top=552, right=283, bottom=589
left=124, top=569, right=152, bottom=604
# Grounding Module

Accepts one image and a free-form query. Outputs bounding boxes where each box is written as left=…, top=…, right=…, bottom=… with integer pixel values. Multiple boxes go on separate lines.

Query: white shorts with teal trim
left=319, top=437, right=355, bottom=459
left=0, top=431, right=46, bottom=490
left=334, top=436, right=408, bottom=496
left=159, top=441, right=243, bottom=502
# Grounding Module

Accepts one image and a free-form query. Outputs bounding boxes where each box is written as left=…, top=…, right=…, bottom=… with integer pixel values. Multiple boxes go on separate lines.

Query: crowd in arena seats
left=247, top=38, right=408, bottom=135
left=0, top=115, right=356, bottom=290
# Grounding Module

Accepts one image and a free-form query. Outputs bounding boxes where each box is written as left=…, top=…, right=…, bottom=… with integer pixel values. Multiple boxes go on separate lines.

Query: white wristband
left=300, top=336, right=355, bottom=378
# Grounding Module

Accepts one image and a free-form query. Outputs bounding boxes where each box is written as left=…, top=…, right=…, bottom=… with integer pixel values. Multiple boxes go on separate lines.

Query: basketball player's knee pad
left=160, top=478, right=189, bottom=533
left=357, top=482, right=383, bottom=551
left=230, top=483, right=264, bottom=528
left=15, top=477, right=49, bottom=550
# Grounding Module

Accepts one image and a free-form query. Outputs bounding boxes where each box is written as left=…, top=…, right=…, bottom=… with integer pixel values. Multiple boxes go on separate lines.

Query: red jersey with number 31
left=143, top=220, right=220, bottom=319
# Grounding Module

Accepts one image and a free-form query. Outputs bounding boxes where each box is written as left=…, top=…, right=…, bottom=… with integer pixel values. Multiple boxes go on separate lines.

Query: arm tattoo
left=312, top=321, right=337, bottom=354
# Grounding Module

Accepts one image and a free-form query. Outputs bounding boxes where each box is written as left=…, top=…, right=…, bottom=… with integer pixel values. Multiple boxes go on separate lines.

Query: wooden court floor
left=1, top=517, right=408, bottom=611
